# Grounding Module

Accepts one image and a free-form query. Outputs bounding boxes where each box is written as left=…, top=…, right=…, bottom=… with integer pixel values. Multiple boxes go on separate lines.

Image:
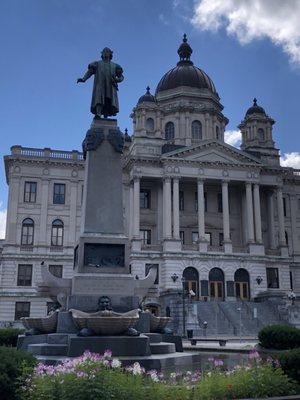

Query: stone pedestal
left=163, top=239, right=181, bottom=252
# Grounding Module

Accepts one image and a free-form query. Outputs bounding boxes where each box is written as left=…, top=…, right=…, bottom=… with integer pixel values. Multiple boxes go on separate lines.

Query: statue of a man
left=77, top=47, right=124, bottom=118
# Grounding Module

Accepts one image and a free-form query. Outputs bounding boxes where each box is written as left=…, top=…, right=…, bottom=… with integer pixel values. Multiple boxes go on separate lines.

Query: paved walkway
left=183, top=337, right=258, bottom=352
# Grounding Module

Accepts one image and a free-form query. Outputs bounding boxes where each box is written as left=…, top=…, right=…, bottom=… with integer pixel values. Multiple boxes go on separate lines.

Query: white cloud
left=224, top=129, right=241, bottom=147
left=191, top=0, right=300, bottom=66
left=0, top=203, right=7, bottom=240
left=280, top=152, right=300, bottom=168
left=158, top=13, right=170, bottom=26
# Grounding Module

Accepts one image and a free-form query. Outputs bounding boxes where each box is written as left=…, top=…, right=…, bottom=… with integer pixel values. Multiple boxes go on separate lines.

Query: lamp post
left=181, top=276, right=186, bottom=337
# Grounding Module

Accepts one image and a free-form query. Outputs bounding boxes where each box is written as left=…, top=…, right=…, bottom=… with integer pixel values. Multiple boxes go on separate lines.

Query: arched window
left=165, top=122, right=175, bottom=141
left=216, top=126, right=220, bottom=140
left=146, top=118, right=154, bottom=131
left=234, top=268, right=250, bottom=300
left=209, top=268, right=224, bottom=301
left=21, top=218, right=34, bottom=245
left=51, top=219, right=64, bottom=247
left=258, top=128, right=265, bottom=141
left=191, top=120, right=202, bottom=140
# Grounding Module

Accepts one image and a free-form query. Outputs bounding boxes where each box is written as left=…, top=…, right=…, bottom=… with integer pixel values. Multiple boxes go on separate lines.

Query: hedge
left=258, top=324, right=300, bottom=350
left=0, top=327, right=24, bottom=347
left=0, top=346, right=36, bottom=400
left=279, top=347, right=300, bottom=383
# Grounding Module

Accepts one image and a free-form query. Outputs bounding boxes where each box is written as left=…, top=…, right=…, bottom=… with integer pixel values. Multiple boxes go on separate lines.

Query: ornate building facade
left=0, top=36, right=299, bottom=325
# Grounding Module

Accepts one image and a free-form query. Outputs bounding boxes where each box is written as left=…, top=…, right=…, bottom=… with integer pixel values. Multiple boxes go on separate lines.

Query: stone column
left=133, top=177, right=140, bottom=238
left=129, top=182, right=134, bottom=238
left=39, top=179, right=49, bottom=246
left=163, top=177, right=172, bottom=239
left=253, top=184, right=262, bottom=243
left=173, top=178, right=180, bottom=239
left=246, top=182, right=255, bottom=243
left=267, top=190, right=276, bottom=249
left=222, top=181, right=230, bottom=241
left=277, top=186, right=286, bottom=246
left=6, top=176, right=20, bottom=244
left=197, top=179, right=205, bottom=239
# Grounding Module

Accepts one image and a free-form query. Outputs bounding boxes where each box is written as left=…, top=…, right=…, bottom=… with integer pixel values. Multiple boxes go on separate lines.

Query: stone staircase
left=170, top=300, right=288, bottom=337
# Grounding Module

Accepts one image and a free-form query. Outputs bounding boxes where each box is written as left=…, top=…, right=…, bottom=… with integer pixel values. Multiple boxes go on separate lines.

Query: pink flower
left=214, top=359, right=224, bottom=367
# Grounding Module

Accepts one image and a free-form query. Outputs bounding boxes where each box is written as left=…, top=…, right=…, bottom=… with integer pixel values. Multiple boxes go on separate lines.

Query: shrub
left=0, top=327, right=24, bottom=347
left=279, top=347, right=300, bottom=383
left=0, top=346, right=36, bottom=400
left=258, top=324, right=300, bottom=349
left=20, top=350, right=299, bottom=400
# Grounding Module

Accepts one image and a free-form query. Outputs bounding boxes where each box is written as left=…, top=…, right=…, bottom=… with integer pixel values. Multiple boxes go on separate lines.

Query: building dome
left=155, top=35, right=217, bottom=96
left=246, top=98, right=266, bottom=117
left=137, top=86, right=156, bottom=104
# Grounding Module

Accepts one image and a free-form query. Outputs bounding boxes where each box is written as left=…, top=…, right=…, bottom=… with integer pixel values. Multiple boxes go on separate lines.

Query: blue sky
left=1, top=0, right=300, bottom=237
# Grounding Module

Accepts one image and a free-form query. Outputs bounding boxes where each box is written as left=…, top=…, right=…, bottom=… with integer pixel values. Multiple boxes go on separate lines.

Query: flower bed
left=20, top=349, right=300, bottom=400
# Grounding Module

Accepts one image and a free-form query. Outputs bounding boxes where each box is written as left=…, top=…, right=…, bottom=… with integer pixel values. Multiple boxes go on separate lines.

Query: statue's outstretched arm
left=77, top=63, right=96, bottom=83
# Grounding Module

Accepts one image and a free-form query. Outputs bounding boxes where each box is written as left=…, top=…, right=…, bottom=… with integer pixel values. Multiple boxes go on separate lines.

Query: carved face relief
left=98, top=296, right=112, bottom=311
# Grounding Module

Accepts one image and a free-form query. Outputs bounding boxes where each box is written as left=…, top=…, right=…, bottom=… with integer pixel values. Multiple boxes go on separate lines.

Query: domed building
left=0, top=36, right=299, bottom=333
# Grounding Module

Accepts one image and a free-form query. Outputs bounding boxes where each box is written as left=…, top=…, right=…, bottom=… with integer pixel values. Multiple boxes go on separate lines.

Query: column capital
left=162, top=175, right=172, bottom=182
left=222, top=179, right=230, bottom=185
left=132, top=175, right=141, bottom=182
left=197, top=177, right=205, bottom=184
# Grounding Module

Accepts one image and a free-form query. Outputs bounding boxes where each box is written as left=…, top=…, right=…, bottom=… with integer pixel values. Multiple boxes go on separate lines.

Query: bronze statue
left=77, top=47, right=124, bottom=118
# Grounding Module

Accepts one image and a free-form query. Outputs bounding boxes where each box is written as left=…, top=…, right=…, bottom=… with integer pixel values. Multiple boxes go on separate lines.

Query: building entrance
left=183, top=267, right=199, bottom=300
left=234, top=268, right=250, bottom=300
left=209, top=268, right=224, bottom=301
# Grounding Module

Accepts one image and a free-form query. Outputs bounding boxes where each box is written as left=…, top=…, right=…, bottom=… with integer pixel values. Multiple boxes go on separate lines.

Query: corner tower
left=239, top=99, right=280, bottom=166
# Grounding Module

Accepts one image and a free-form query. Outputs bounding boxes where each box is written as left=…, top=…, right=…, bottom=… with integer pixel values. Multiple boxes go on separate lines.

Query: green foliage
left=20, top=352, right=299, bottom=400
left=279, top=347, right=300, bottom=383
left=0, top=346, right=36, bottom=400
left=258, top=324, right=300, bottom=349
left=0, top=327, right=24, bottom=347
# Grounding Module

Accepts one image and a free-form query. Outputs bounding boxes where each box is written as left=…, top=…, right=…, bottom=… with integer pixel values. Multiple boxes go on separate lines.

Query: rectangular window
left=140, top=229, right=151, bottom=245
left=266, top=268, right=279, bottom=289
left=179, top=191, right=184, bottom=211
left=15, top=302, right=30, bottom=320
left=283, top=197, right=287, bottom=217
left=192, top=231, right=199, bottom=244
left=47, top=302, right=57, bottom=315
left=17, top=265, right=32, bottom=286
left=53, top=183, right=66, bottom=204
left=219, top=232, right=224, bottom=246
left=205, top=232, right=212, bottom=245
left=140, top=189, right=151, bottom=209
left=24, top=182, right=37, bottom=203
left=218, top=193, right=223, bottom=213
left=49, top=265, right=63, bottom=278
left=204, top=192, right=207, bottom=212
left=145, top=263, right=159, bottom=284
left=180, top=230, right=185, bottom=244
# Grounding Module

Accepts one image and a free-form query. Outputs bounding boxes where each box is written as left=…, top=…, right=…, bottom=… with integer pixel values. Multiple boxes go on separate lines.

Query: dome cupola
left=137, top=86, right=156, bottom=104
left=155, top=34, right=218, bottom=96
left=245, top=98, right=266, bottom=117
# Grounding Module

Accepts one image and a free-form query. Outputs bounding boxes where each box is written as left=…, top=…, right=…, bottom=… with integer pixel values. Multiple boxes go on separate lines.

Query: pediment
left=162, top=140, right=262, bottom=165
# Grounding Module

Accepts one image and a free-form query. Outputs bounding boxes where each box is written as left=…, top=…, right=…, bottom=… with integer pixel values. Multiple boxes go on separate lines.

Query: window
left=145, top=263, right=159, bottom=284
left=24, top=182, right=37, bottom=203
left=15, top=302, right=30, bottom=320
left=205, top=232, right=212, bottom=245
left=165, top=122, right=175, bottom=141
left=140, top=189, right=151, bottom=209
left=140, top=229, right=151, bottom=245
left=217, top=193, right=223, bottom=213
left=51, top=219, right=64, bottom=246
left=17, top=265, right=32, bottom=286
left=49, top=265, right=63, bottom=278
left=191, top=120, right=202, bottom=140
left=180, top=230, right=185, bottom=244
left=283, top=197, right=287, bottom=217
left=258, top=128, right=265, bottom=141
left=290, top=271, right=293, bottom=290
left=179, top=191, right=184, bottom=211
left=219, top=232, right=224, bottom=246
left=146, top=118, right=154, bottom=131
left=216, top=126, right=220, bottom=140
left=204, top=192, right=207, bottom=212
left=53, top=183, right=65, bottom=204
left=21, top=218, right=34, bottom=246
left=192, top=231, right=199, bottom=244
left=266, top=268, right=279, bottom=289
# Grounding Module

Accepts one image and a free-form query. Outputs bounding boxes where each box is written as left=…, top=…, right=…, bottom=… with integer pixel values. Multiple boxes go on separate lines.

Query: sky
left=1, top=0, right=300, bottom=238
